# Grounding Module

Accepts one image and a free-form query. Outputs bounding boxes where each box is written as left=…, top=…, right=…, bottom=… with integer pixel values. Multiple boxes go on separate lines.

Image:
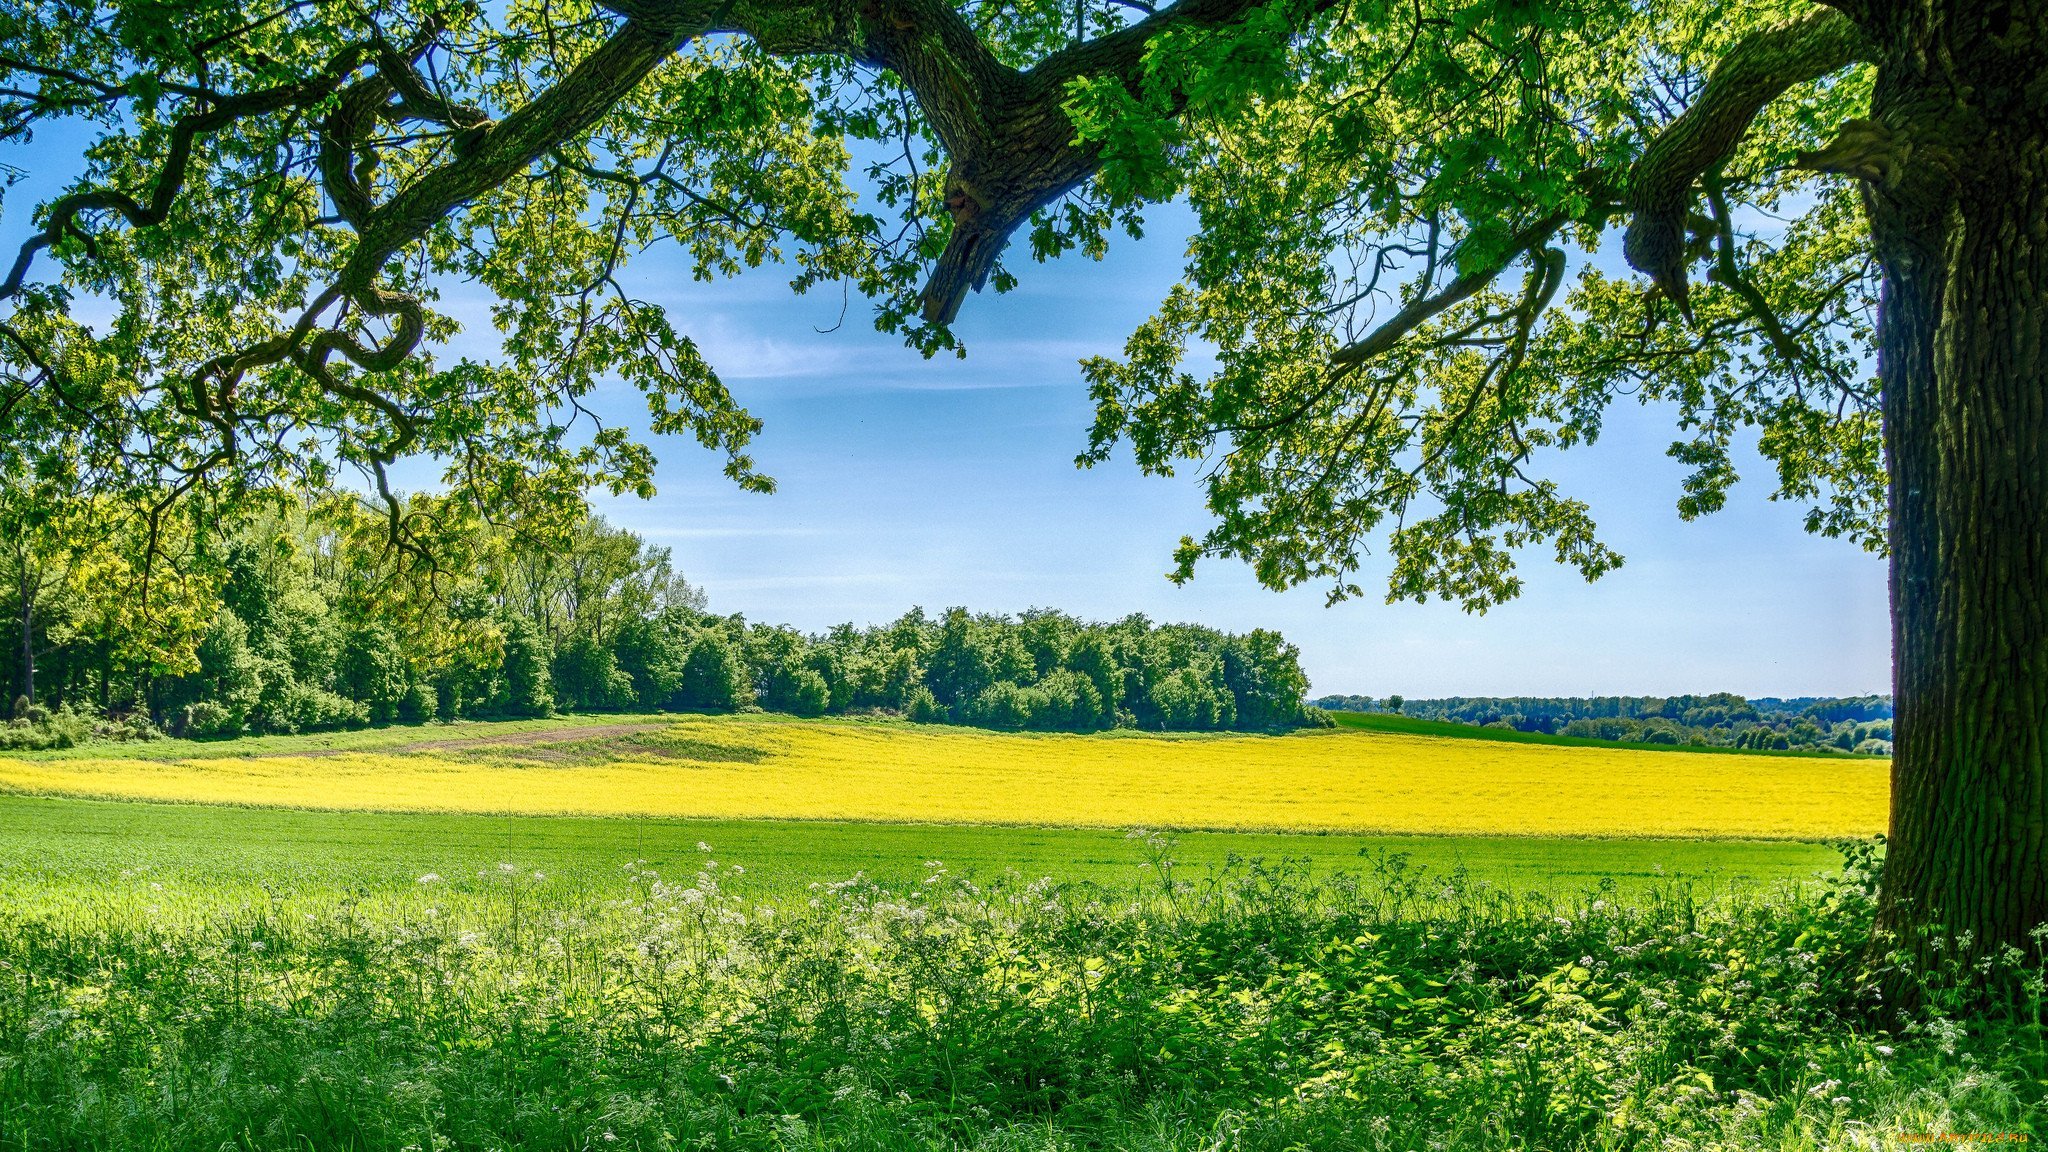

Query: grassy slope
left=1326, top=709, right=1874, bottom=757
left=0, top=712, right=1887, bottom=838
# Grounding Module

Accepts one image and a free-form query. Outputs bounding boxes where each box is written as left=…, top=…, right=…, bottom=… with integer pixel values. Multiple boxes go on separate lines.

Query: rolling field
left=0, top=711, right=1888, bottom=838
left=5, top=716, right=2031, bottom=1152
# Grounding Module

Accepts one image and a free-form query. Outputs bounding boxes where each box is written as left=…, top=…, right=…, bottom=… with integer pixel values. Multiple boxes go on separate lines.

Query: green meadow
left=0, top=717, right=2040, bottom=1150
left=0, top=792, right=1842, bottom=902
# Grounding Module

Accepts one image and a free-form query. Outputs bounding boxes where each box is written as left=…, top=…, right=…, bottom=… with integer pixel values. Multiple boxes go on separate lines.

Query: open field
left=0, top=712, right=1888, bottom=838
left=0, top=793, right=1843, bottom=905
left=1, top=716, right=2034, bottom=1150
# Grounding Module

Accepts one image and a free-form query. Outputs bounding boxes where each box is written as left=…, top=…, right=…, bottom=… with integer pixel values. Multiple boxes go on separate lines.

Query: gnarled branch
left=1622, top=6, right=1867, bottom=315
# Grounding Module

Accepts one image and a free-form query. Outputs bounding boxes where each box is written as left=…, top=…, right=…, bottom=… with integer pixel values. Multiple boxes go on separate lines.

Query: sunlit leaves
left=1080, top=0, right=1884, bottom=609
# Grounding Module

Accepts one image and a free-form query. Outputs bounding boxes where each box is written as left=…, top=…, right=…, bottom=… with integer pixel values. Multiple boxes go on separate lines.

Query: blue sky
left=565, top=201, right=1890, bottom=699
left=2, top=129, right=1891, bottom=700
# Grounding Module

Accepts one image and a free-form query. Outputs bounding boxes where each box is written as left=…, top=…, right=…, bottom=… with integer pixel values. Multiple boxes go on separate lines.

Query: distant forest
left=1313, top=694, right=1893, bottom=754
left=2, top=497, right=1318, bottom=748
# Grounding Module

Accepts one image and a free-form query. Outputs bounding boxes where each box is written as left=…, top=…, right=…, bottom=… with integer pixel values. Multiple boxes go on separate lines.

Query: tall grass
left=0, top=839, right=2038, bottom=1150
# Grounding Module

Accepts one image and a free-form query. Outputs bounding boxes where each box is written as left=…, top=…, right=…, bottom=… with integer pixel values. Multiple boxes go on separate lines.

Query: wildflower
left=417, top=873, right=442, bottom=885
left=498, top=862, right=517, bottom=872
left=698, top=842, right=712, bottom=852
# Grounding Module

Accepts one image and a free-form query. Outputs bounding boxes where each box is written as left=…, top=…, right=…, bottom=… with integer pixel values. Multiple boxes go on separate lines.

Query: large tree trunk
left=1867, top=1, right=2048, bottom=988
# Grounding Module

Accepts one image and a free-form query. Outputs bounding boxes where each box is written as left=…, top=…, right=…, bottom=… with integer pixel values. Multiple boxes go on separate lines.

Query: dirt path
left=397, top=721, right=676, bottom=753
left=277, top=721, right=679, bottom=758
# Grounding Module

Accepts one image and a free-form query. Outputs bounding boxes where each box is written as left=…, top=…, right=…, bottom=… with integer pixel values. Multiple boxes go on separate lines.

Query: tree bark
left=1863, top=0, right=2048, bottom=988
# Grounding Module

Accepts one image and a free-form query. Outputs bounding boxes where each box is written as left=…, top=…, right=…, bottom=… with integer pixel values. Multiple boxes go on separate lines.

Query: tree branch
left=1622, top=5, right=1867, bottom=315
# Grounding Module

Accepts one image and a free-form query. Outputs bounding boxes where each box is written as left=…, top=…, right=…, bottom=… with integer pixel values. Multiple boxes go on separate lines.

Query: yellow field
left=0, top=715, right=1887, bottom=838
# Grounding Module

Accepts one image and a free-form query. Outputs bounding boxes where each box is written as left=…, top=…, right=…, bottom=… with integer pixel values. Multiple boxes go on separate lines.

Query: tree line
left=1, top=495, right=1318, bottom=747
left=1315, top=694, right=1893, bottom=755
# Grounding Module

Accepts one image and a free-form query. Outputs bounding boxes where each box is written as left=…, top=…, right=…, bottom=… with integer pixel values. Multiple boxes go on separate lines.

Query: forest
left=1314, top=693, right=1894, bottom=754
left=1, top=493, right=1317, bottom=748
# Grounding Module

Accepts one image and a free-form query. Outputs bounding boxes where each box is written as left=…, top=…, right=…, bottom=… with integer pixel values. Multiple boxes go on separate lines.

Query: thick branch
left=1622, top=6, right=1867, bottom=314
left=684, top=0, right=1279, bottom=323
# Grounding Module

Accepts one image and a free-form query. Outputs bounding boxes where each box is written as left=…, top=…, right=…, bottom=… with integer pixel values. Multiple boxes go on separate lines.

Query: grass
left=1327, top=710, right=1878, bottom=756
left=0, top=714, right=2035, bottom=1149
left=0, top=793, right=1844, bottom=905
left=0, top=829, right=2039, bottom=1150
left=0, top=712, right=1888, bottom=838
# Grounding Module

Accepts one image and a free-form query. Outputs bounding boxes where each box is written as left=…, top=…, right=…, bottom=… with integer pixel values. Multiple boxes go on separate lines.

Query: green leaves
left=0, top=0, right=1889, bottom=605
left=1080, top=0, right=1885, bottom=609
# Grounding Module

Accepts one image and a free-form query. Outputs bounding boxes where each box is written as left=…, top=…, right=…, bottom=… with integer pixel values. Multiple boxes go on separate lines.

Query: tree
left=3, top=0, right=2037, bottom=985
left=679, top=629, right=750, bottom=711
left=1064, top=3, right=2044, bottom=981
left=0, top=496, right=69, bottom=709
left=337, top=621, right=410, bottom=723
left=497, top=617, right=555, bottom=718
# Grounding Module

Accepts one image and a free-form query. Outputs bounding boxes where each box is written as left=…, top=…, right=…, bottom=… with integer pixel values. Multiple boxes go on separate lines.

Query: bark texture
left=1857, top=0, right=2048, bottom=982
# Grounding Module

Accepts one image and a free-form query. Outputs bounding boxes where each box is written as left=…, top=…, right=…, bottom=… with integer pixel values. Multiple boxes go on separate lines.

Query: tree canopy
left=0, top=0, right=1877, bottom=598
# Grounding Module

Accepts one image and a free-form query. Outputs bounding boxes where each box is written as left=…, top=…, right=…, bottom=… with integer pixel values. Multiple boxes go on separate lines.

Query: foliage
left=0, top=0, right=1896, bottom=614
left=0, top=713, right=1888, bottom=839
left=1073, top=2, right=1884, bottom=610
left=0, top=835, right=2038, bottom=1150
left=2, top=487, right=1315, bottom=739
left=1319, top=693, right=1894, bottom=754
left=0, top=702, right=156, bottom=750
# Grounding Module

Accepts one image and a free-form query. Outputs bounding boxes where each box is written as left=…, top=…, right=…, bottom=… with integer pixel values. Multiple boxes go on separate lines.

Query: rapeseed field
left=0, top=714, right=1886, bottom=838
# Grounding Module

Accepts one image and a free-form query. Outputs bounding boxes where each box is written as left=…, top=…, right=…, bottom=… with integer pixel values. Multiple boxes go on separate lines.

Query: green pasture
left=0, top=791, right=1845, bottom=906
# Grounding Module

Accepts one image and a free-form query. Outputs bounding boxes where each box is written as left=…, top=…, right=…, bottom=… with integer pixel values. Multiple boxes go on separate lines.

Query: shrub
left=498, top=618, right=555, bottom=717
left=398, top=681, right=439, bottom=724
left=263, top=683, right=369, bottom=734
left=965, top=680, right=1034, bottom=730
left=1149, top=668, right=1233, bottom=730
left=787, top=668, right=831, bottom=717
left=180, top=700, right=240, bottom=739
left=903, top=685, right=945, bottom=723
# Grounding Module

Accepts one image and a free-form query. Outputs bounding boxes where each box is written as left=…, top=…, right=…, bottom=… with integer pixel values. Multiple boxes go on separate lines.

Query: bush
left=1149, top=668, right=1234, bottom=730
left=680, top=631, right=749, bottom=711
left=398, top=681, right=439, bottom=724
left=903, top=685, right=945, bottom=724
left=965, top=680, right=1034, bottom=730
left=1030, top=669, right=1104, bottom=730
left=263, top=683, right=369, bottom=734
left=498, top=618, right=555, bottom=718
left=786, top=668, right=831, bottom=717
left=180, top=700, right=241, bottom=739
